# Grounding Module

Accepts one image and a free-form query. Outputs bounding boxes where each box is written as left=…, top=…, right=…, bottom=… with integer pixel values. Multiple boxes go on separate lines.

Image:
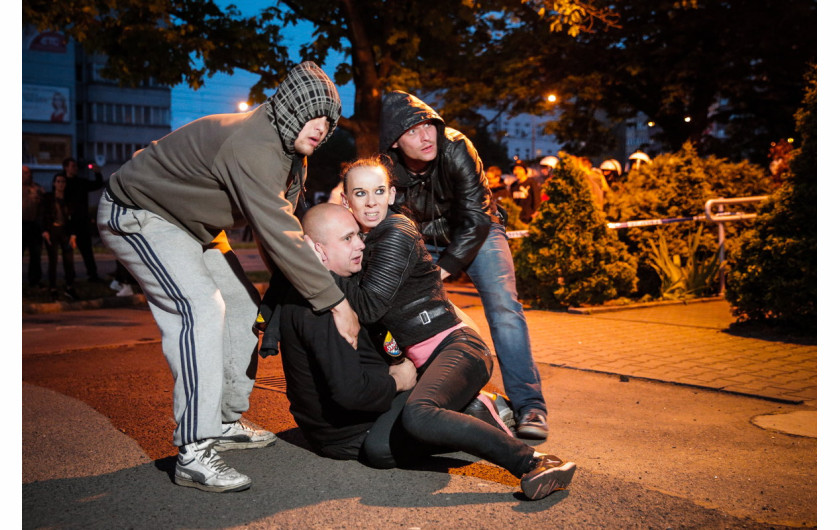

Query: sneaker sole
left=516, top=425, right=549, bottom=440
left=174, top=474, right=252, bottom=493
left=213, top=436, right=277, bottom=452
left=521, top=461, right=576, bottom=500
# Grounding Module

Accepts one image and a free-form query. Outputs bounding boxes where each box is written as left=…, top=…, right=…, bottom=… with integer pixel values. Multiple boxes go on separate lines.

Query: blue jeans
left=428, top=223, right=546, bottom=418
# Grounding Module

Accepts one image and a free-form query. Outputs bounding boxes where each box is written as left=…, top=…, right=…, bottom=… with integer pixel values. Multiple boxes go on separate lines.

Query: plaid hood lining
left=265, top=61, right=342, bottom=155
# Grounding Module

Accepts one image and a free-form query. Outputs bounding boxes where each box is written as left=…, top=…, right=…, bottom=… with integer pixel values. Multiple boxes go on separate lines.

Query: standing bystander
left=510, top=160, right=543, bottom=224
left=40, top=174, right=78, bottom=300
left=486, top=165, right=511, bottom=204
left=23, top=165, right=44, bottom=287
left=58, top=157, right=104, bottom=282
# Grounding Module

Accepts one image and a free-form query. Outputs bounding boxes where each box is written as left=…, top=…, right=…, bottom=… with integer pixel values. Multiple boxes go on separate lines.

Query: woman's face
left=342, top=165, right=396, bottom=233
left=53, top=175, right=67, bottom=192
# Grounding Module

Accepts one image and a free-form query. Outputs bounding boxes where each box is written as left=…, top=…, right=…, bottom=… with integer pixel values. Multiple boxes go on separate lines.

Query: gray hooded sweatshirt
left=106, top=62, right=344, bottom=311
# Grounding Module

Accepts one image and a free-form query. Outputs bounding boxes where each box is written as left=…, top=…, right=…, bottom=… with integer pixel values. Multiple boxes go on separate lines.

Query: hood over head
left=379, top=91, right=445, bottom=153
left=265, top=61, right=342, bottom=155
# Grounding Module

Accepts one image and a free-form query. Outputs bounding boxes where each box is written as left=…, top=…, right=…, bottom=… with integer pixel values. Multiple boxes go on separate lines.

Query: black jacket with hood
left=379, top=91, right=503, bottom=276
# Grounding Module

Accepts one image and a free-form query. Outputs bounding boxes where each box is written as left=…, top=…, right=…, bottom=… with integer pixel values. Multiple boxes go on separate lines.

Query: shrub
left=646, top=227, right=721, bottom=300
left=513, top=153, right=637, bottom=308
left=725, top=68, right=816, bottom=332
left=606, top=142, right=775, bottom=296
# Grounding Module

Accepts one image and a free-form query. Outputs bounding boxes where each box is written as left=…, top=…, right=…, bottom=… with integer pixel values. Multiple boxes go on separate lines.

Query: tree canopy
left=23, top=0, right=815, bottom=161
left=534, top=0, right=817, bottom=162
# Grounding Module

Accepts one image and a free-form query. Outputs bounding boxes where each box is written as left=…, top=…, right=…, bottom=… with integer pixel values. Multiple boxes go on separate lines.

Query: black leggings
left=361, top=327, right=535, bottom=477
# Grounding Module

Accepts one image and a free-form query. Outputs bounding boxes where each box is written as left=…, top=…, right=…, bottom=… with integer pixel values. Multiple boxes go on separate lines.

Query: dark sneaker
left=63, top=287, right=78, bottom=301
left=463, top=391, right=515, bottom=436
left=520, top=454, right=576, bottom=500
left=517, top=409, right=549, bottom=440
left=211, top=418, right=278, bottom=452
left=174, top=440, right=252, bottom=493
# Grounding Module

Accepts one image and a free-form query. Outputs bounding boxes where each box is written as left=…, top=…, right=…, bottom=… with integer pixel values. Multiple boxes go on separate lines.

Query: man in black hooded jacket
left=379, top=91, right=549, bottom=440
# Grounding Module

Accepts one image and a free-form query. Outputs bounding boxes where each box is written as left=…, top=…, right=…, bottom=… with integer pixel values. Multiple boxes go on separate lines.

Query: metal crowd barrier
left=506, top=195, right=769, bottom=293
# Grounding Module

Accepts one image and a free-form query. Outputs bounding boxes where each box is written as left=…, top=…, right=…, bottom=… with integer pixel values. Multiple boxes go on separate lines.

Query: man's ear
left=304, top=235, right=326, bottom=263
left=392, top=141, right=398, bottom=149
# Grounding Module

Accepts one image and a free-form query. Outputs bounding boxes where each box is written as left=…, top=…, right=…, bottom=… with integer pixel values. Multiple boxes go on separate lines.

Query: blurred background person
left=41, top=174, right=78, bottom=300
left=627, top=150, right=651, bottom=173
left=573, top=156, right=608, bottom=210
left=57, top=157, right=104, bottom=282
left=22, top=166, right=44, bottom=287
left=537, top=156, right=559, bottom=185
left=486, top=165, right=510, bottom=203
left=510, top=160, right=542, bottom=224
left=599, top=159, right=623, bottom=191
left=23, top=165, right=44, bottom=288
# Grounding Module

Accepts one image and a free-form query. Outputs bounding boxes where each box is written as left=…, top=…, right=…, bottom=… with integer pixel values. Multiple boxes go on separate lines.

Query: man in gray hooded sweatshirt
left=379, top=91, right=549, bottom=440
left=97, top=62, right=359, bottom=493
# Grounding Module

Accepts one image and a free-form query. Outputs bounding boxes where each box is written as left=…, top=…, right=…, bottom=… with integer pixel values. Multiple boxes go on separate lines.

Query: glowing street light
left=546, top=94, right=558, bottom=103
left=238, top=101, right=250, bottom=112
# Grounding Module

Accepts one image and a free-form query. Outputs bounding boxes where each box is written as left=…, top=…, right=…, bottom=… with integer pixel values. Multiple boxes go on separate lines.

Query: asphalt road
left=21, top=305, right=816, bottom=528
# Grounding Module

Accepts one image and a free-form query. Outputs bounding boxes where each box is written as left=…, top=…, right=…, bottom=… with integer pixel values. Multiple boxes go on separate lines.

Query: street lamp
left=531, top=94, right=559, bottom=158
left=238, top=101, right=250, bottom=112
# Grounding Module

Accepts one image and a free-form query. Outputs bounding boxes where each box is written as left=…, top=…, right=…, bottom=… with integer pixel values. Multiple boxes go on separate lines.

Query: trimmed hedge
left=513, top=153, right=637, bottom=308
left=725, top=69, right=817, bottom=331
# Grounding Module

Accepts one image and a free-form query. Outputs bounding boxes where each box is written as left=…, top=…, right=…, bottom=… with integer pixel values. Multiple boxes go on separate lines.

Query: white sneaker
left=174, top=440, right=252, bottom=493
left=115, top=284, right=133, bottom=297
left=212, top=418, right=278, bottom=452
left=109, top=280, right=121, bottom=291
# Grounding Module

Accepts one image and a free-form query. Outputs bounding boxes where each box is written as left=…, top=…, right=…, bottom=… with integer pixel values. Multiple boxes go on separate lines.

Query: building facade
left=485, top=111, right=562, bottom=165
left=22, top=26, right=171, bottom=190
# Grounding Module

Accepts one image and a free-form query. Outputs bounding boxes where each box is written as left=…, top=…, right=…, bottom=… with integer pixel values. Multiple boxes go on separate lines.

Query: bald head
left=303, top=203, right=352, bottom=243
left=302, top=203, right=365, bottom=276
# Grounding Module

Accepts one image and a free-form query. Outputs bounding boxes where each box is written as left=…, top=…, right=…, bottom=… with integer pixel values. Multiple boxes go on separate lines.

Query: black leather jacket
left=336, top=212, right=459, bottom=348
left=380, top=91, right=503, bottom=276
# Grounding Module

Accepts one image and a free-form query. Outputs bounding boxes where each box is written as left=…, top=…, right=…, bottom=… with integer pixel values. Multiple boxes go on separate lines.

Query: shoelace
left=232, top=419, right=259, bottom=434
left=199, top=442, right=234, bottom=474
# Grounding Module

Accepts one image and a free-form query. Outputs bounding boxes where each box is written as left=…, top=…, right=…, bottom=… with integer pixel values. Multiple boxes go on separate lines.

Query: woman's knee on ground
left=359, top=438, right=398, bottom=469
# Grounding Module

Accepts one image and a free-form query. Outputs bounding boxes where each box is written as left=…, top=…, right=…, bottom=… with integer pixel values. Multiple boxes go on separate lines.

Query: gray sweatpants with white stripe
left=97, top=191, right=261, bottom=447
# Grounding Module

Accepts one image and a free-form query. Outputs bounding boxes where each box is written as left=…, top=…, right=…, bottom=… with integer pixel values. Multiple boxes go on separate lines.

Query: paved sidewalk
left=447, top=287, right=817, bottom=408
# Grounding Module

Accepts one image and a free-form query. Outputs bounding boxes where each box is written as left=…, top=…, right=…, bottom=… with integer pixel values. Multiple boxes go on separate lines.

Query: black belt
left=406, top=305, right=450, bottom=327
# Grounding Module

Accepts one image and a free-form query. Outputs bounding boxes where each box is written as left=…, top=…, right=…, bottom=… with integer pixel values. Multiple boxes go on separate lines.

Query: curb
left=567, top=296, right=725, bottom=314
left=444, top=284, right=725, bottom=315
